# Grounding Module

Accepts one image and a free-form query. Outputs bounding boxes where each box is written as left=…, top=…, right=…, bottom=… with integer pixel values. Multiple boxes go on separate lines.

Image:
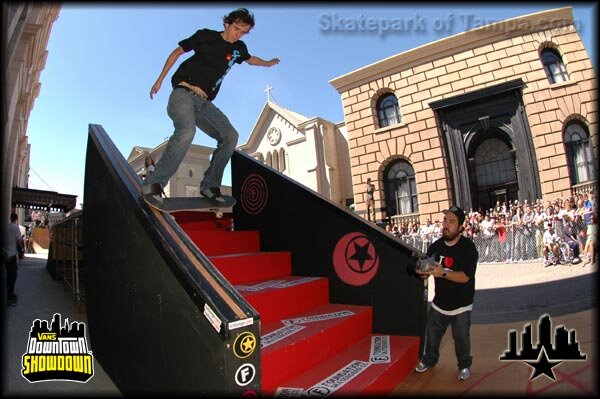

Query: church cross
left=264, top=84, right=273, bottom=102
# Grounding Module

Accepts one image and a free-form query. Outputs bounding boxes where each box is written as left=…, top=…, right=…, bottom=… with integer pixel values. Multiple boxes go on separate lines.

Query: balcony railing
left=572, top=180, right=598, bottom=196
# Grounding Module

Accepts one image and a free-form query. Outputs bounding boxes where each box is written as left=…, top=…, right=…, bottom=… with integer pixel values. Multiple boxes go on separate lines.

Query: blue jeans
left=422, top=307, right=473, bottom=370
left=143, top=88, right=239, bottom=191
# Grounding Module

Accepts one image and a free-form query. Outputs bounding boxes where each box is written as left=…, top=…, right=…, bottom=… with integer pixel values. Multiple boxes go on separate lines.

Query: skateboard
left=142, top=195, right=236, bottom=218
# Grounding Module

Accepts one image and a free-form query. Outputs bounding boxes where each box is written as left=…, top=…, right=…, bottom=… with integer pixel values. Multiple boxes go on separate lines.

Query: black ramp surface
left=231, top=150, right=427, bottom=341
left=83, top=124, right=261, bottom=395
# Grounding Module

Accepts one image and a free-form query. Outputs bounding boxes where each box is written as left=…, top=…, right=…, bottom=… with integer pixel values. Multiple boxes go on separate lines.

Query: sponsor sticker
left=233, top=332, right=257, bottom=359
left=369, top=335, right=391, bottom=363
left=274, top=387, right=304, bottom=397
left=261, top=325, right=305, bottom=348
left=203, top=303, right=222, bottom=333
left=236, top=277, right=321, bottom=292
left=305, top=360, right=371, bottom=397
left=282, top=310, right=355, bottom=326
left=235, top=363, right=256, bottom=387
left=228, top=318, right=254, bottom=331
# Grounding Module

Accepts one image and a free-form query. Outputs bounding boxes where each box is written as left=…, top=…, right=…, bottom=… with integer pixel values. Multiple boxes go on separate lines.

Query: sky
left=24, top=2, right=597, bottom=208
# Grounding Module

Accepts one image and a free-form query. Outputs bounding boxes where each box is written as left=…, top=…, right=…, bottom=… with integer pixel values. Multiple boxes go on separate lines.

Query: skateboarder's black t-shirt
left=171, top=29, right=251, bottom=101
left=426, top=235, right=478, bottom=312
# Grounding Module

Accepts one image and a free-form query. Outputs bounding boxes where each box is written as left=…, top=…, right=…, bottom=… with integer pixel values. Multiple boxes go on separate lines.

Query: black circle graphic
left=241, top=174, right=268, bottom=215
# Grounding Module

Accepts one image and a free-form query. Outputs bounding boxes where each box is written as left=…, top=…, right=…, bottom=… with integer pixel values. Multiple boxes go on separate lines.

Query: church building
left=239, top=100, right=354, bottom=208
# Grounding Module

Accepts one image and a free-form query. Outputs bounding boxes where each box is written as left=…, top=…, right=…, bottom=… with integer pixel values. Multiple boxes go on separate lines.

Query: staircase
left=172, top=210, right=420, bottom=396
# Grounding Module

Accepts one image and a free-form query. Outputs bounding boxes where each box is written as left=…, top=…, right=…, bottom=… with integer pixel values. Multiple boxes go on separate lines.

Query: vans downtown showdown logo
left=21, top=313, right=94, bottom=383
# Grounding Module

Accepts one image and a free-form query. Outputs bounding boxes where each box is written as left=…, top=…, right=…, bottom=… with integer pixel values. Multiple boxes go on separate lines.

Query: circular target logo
left=241, top=174, right=269, bottom=215
left=332, top=232, right=380, bottom=286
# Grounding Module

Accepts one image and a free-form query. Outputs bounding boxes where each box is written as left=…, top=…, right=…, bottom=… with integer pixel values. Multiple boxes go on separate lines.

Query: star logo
left=526, top=347, right=561, bottom=381
left=349, top=241, right=375, bottom=272
left=499, top=314, right=586, bottom=381
left=233, top=332, right=257, bottom=359
left=333, top=232, right=380, bottom=286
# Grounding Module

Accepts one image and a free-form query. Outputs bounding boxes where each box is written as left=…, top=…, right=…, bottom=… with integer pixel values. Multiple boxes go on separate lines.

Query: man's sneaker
left=141, top=183, right=164, bottom=204
left=414, top=361, right=429, bottom=373
left=458, top=368, right=471, bottom=381
left=200, top=187, right=225, bottom=203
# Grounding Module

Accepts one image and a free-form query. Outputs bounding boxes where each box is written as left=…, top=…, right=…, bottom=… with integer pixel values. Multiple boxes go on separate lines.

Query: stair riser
left=210, top=252, right=292, bottom=285
left=187, top=231, right=260, bottom=255
left=262, top=309, right=373, bottom=390
left=241, top=278, right=329, bottom=324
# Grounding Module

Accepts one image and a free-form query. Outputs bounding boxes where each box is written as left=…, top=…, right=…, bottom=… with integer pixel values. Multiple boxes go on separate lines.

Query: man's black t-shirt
left=171, top=29, right=251, bottom=100
left=426, top=235, right=479, bottom=312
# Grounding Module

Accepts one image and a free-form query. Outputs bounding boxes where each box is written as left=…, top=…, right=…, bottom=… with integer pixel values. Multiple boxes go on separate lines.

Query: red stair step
left=260, top=303, right=373, bottom=391
left=186, top=230, right=260, bottom=256
left=172, top=211, right=233, bottom=231
left=268, top=334, right=420, bottom=396
left=209, top=252, right=292, bottom=285
left=236, top=276, right=329, bottom=324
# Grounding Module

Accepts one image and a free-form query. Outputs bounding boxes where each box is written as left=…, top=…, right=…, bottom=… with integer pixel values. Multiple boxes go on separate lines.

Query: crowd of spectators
left=386, top=190, right=597, bottom=265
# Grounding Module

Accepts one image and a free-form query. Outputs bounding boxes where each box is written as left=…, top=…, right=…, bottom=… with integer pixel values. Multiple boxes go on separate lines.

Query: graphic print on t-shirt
left=212, top=49, right=241, bottom=92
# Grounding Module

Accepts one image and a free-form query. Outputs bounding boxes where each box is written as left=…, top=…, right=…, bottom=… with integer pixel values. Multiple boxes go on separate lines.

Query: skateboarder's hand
left=268, top=58, right=280, bottom=67
left=150, top=81, right=162, bottom=99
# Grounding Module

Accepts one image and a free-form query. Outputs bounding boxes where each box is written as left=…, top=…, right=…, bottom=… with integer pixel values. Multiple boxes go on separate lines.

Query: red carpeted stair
left=171, top=211, right=420, bottom=395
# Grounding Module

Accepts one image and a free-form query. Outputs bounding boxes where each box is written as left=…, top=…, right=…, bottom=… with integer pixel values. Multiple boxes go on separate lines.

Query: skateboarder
left=143, top=8, right=280, bottom=207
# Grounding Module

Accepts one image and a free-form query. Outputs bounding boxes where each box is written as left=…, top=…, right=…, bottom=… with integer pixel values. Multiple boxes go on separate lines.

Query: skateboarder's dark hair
left=223, top=8, right=255, bottom=28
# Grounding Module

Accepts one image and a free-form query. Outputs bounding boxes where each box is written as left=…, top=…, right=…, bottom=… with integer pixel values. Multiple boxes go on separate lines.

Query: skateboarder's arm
left=150, top=46, right=186, bottom=99
left=246, top=55, right=280, bottom=67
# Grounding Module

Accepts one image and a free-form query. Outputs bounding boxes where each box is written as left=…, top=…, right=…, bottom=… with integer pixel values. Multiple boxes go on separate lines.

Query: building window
left=273, top=150, right=279, bottom=172
left=377, top=93, right=401, bottom=128
left=473, top=138, right=516, bottom=188
left=564, top=121, right=596, bottom=185
left=541, top=48, right=569, bottom=84
left=385, top=160, right=418, bottom=216
left=188, top=168, right=194, bottom=178
left=279, top=148, right=286, bottom=172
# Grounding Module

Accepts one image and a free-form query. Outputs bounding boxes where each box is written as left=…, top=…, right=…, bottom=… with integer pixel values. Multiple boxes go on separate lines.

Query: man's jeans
left=143, top=88, right=239, bottom=192
left=422, top=307, right=473, bottom=370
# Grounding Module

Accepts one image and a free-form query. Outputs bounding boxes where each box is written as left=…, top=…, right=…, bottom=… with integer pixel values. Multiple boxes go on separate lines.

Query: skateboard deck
left=143, top=195, right=236, bottom=218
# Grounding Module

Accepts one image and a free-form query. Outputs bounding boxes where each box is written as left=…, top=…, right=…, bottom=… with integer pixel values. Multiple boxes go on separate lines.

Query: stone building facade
left=330, top=7, right=597, bottom=225
left=2, top=3, right=61, bottom=225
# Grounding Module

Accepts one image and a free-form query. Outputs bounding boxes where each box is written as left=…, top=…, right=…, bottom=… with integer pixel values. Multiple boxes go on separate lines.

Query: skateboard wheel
left=215, top=211, right=223, bottom=219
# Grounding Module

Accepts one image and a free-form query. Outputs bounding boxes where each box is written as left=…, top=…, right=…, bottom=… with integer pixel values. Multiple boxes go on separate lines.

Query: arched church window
left=279, top=148, right=286, bottom=172
left=273, top=150, right=279, bottom=172
left=266, top=152, right=272, bottom=168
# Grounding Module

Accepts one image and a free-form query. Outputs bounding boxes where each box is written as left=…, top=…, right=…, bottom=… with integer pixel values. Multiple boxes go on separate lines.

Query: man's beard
left=443, top=229, right=460, bottom=241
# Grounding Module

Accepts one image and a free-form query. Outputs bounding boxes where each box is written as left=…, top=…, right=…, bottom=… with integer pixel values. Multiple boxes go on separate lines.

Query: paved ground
left=1, top=254, right=597, bottom=396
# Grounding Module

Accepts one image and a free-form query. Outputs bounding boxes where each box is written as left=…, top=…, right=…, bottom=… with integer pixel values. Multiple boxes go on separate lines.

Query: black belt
left=173, top=85, right=207, bottom=100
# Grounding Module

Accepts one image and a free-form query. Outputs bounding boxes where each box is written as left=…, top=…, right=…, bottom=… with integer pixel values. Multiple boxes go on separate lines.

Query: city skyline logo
left=499, top=314, right=586, bottom=381
left=21, top=313, right=94, bottom=383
